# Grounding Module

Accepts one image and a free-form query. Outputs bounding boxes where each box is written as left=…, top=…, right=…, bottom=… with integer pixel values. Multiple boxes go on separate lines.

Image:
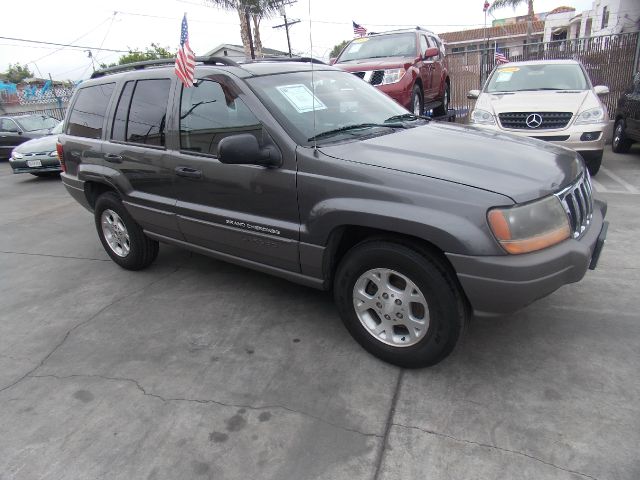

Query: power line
left=1, top=36, right=130, bottom=54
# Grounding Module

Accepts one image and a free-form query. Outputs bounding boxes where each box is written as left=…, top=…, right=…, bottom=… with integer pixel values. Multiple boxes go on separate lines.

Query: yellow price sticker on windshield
left=497, top=67, right=520, bottom=73
left=352, top=37, right=369, bottom=43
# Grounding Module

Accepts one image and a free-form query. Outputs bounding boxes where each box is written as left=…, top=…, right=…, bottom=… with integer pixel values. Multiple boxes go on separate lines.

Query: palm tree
left=489, top=0, right=535, bottom=46
left=205, top=0, right=288, bottom=59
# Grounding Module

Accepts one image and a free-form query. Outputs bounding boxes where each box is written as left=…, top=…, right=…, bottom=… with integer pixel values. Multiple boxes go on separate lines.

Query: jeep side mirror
left=218, top=134, right=282, bottom=168
left=467, top=89, right=481, bottom=99
left=329, top=57, right=337, bottom=65
left=424, top=47, right=439, bottom=60
left=593, top=85, right=609, bottom=96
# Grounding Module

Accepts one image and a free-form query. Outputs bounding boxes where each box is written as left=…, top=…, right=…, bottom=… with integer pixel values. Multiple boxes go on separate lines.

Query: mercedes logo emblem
left=526, top=113, right=543, bottom=129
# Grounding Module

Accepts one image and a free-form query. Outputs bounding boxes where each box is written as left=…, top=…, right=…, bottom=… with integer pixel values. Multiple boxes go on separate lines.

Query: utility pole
left=273, top=6, right=300, bottom=57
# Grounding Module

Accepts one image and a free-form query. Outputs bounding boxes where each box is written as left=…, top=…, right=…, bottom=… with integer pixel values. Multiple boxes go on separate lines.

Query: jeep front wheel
left=333, top=240, right=467, bottom=368
left=411, top=85, right=424, bottom=116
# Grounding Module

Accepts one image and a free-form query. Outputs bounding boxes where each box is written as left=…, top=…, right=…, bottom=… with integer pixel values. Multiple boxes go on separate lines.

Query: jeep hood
left=319, top=122, right=582, bottom=203
left=475, top=90, right=594, bottom=115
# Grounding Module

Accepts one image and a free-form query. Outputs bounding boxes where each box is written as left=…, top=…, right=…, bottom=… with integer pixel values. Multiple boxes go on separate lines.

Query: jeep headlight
left=487, top=195, right=570, bottom=254
left=574, top=107, right=605, bottom=125
left=470, top=109, right=496, bottom=125
left=380, top=68, right=406, bottom=85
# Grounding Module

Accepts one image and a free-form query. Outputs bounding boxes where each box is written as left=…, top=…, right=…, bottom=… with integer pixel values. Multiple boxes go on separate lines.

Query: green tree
left=330, top=40, right=349, bottom=59
left=2, top=63, right=34, bottom=83
left=205, top=1, right=290, bottom=59
left=99, top=43, right=174, bottom=69
left=489, top=0, right=535, bottom=45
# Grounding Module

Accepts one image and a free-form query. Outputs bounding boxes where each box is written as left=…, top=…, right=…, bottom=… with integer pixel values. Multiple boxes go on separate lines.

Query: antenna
left=308, top=0, right=317, bottom=151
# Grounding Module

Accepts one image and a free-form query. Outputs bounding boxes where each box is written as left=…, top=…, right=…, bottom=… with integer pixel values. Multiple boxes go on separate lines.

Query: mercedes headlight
left=574, top=107, right=605, bottom=125
left=49, top=151, right=58, bottom=157
left=470, top=109, right=496, bottom=125
left=487, top=195, right=570, bottom=254
left=380, top=68, right=406, bottom=85
left=11, top=152, right=23, bottom=161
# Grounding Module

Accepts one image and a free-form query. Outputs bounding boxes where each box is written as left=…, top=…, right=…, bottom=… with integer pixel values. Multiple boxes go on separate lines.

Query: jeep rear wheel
left=333, top=240, right=467, bottom=368
left=94, top=192, right=159, bottom=270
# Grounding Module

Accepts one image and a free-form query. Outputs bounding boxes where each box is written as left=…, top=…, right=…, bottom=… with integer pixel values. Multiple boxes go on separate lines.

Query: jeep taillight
left=56, top=142, right=66, bottom=172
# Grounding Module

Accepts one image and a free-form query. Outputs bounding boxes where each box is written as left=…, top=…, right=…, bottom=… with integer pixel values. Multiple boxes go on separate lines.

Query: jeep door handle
left=104, top=153, right=123, bottom=163
left=175, top=166, right=202, bottom=179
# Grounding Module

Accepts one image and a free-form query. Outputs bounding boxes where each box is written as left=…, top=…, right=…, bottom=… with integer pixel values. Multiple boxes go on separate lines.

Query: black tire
left=433, top=82, right=450, bottom=117
left=583, top=151, right=603, bottom=176
left=94, top=191, right=159, bottom=270
left=612, top=119, right=632, bottom=154
left=411, top=84, right=424, bottom=117
left=333, top=240, right=467, bottom=368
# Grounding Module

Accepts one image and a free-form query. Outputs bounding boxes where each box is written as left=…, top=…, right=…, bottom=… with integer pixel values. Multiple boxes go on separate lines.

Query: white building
left=544, top=0, right=640, bottom=42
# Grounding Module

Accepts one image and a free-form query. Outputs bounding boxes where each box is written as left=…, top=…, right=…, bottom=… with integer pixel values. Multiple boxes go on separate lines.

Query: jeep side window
left=111, top=81, right=135, bottom=142
left=125, top=79, right=171, bottom=147
left=179, top=78, right=261, bottom=156
left=67, top=83, right=115, bottom=139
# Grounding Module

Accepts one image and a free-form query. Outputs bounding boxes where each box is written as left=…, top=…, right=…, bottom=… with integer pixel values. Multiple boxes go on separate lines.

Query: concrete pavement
left=1, top=146, right=639, bottom=480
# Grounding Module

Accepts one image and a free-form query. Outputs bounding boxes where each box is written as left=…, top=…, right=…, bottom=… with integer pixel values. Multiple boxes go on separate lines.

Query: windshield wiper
left=307, top=123, right=406, bottom=142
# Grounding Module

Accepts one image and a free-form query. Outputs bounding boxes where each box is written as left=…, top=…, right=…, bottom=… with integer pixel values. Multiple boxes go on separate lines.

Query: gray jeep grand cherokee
left=59, top=57, right=608, bottom=368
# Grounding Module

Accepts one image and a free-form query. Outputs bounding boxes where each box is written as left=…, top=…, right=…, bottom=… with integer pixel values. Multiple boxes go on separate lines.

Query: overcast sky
left=1, top=0, right=595, bottom=82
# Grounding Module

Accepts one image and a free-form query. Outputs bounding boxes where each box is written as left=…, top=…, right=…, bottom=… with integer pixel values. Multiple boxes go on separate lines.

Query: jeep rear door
left=167, top=73, right=300, bottom=272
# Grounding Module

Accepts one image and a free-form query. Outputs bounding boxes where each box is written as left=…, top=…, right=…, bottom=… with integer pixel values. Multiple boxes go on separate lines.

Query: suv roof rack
left=90, top=56, right=239, bottom=79
left=243, top=56, right=326, bottom=65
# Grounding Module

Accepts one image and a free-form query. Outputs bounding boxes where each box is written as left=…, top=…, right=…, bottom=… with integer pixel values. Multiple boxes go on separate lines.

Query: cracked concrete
left=2, top=147, right=640, bottom=479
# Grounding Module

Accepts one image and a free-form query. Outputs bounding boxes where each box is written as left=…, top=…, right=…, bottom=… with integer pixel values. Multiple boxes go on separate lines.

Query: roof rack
left=244, top=56, right=326, bottom=65
left=90, top=56, right=239, bottom=79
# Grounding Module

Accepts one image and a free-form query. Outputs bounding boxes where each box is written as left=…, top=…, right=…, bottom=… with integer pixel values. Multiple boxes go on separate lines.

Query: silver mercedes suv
left=468, top=60, right=609, bottom=175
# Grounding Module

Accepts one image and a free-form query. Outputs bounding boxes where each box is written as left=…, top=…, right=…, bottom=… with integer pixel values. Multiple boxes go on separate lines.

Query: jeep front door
left=169, top=75, right=300, bottom=272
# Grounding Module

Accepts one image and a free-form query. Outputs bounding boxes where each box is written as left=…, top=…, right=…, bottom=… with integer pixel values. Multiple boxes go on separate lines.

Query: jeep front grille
left=499, top=112, right=573, bottom=130
left=556, top=170, right=594, bottom=239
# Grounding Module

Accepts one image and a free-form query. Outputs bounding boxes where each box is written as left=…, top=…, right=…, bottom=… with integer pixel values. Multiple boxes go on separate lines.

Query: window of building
left=585, top=18, right=593, bottom=37
left=179, top=78, right=261, bottom=156
left=67, top=83, right=115, bottom=139
left=601, top=6, right=609, bottom=29
left=125, top=79, right=171, bottom=146
left=451, top=46, right=465, bottom=53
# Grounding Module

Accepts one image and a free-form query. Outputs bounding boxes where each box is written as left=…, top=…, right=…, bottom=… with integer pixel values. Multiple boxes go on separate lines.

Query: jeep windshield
left=337, top=33, right=417, bottom=62
left=486, top=64, right=589, bottom=93
left=247, top=70, right=425, bottom=146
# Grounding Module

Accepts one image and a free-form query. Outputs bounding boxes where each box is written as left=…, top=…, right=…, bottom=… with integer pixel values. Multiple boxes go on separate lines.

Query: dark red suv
left=331, top=28, right=450, bottom=116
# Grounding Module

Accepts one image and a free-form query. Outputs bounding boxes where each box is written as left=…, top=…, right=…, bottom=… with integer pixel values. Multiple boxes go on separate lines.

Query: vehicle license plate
left=27, top=160, right=42, bottom=167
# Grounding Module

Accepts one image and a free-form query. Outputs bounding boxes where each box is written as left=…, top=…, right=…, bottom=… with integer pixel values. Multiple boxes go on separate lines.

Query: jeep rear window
left=337, top=33, right=417, bottom=62
left=67, top=83, right=115, bottom=139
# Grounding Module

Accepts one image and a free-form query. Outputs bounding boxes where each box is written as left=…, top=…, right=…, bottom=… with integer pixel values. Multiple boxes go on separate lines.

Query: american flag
left=483, top=1, right=490, bottom=12
left=494, top=47, right=509, bottom=64
left=175, top=14, right=196, bottom=88
left=353, top=21, right=367, bottom=37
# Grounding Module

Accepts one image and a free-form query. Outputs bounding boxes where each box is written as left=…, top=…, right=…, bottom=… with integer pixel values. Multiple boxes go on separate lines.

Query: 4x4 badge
left=526, top=113, right=543, bottom=129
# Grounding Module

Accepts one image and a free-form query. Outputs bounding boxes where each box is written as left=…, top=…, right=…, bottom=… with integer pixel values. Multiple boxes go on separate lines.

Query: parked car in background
left=612, top=72, right=640, bottom=153
left=468, top=60, right=609, bottom=175
left=9, top=121, right=63, bottom=176
left=331, top=28, right=450, bottom=116
left=0, top=114, right=59, bottom=159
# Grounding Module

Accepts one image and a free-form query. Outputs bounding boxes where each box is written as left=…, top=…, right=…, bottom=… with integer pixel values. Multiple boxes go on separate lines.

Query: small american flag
left=353, top=21, right=367, bottom=37
left=494, top=47, right=509, bottom=64
left=175, top=13, right=196, bottom=88
left=483, top=1, right=490, bottom=12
